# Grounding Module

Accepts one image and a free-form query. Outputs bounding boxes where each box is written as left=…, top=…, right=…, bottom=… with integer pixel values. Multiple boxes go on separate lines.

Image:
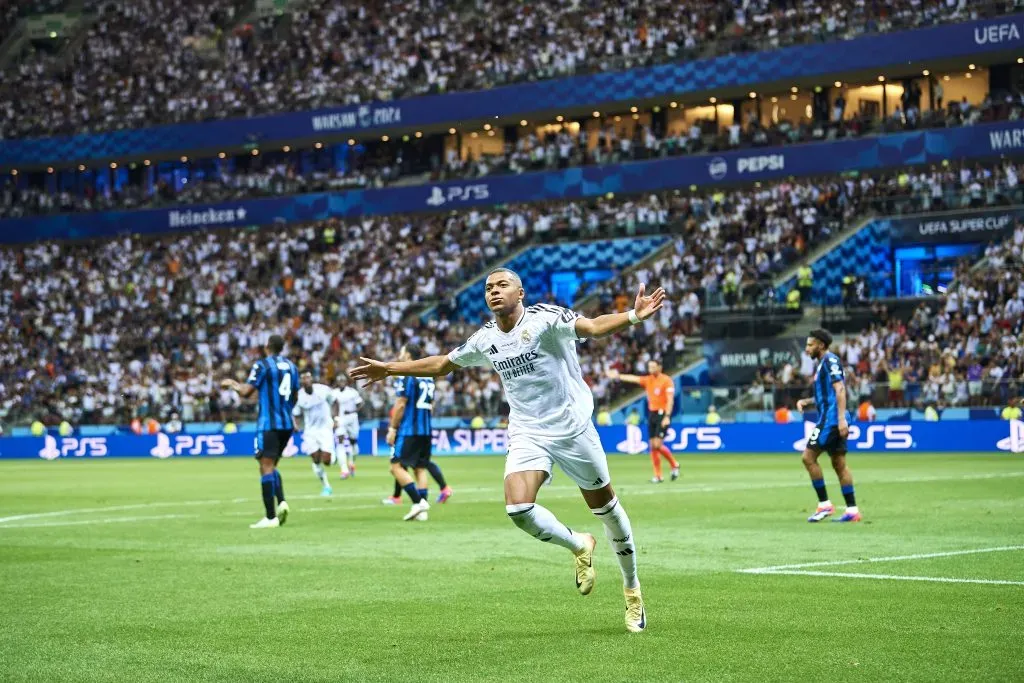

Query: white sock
left=506, top=503, right=586, bottom=553
left=312, top=462, right=329, bottom=487
left=591, top=497, right=639, bottom=589
left=846, top=505, right=859, bottom=514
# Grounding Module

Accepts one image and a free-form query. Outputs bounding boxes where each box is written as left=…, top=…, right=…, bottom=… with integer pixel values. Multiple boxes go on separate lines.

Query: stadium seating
left=2, top=93, right=1018, bottom=219
left=4, top=157, right=1023, bottom=428
left=0, top=0, right=998, bottom=139
left=755, top=228, right=1024, bottom=412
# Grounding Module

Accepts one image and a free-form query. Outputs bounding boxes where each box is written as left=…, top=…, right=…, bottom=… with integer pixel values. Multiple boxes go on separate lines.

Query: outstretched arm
left=574, top=284, right=665, bottom=339
left=349, top=355, right=458, bottom=387
left=606, top=369, right=646, bottom=385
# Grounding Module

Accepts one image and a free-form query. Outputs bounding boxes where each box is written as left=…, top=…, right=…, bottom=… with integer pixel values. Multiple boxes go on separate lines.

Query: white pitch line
left=740, top=545, right=1024, bottom=573
left=0, top=514, right=197, bottom=529
left=2, top=470, right=1022, bottom=528
left=743, top=569, right=1024, bottom=587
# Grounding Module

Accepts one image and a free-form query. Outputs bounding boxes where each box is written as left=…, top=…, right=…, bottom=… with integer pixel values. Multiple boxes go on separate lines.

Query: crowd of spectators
left=0, top=0, right=1006, bottom=140
left=4, top=157, right=1023, bottom=428
left=750, top=226, right=1024, bottom=413
left=4, top=85, right=1019, bottom=220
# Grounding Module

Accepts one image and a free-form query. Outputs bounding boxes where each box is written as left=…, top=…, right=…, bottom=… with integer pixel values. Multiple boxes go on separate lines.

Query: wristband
left=627, top=309, right=641, bottom=325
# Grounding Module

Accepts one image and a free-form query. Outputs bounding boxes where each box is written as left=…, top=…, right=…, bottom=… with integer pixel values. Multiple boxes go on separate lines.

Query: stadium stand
left=2, top=85, right=1018, bottom=219
left=3, top=158, right=1023, bottom=428
left=0, top=0, right=1008, bottom=139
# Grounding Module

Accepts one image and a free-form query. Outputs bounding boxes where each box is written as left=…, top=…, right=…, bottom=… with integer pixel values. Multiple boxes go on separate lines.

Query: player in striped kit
left=293, top=371, right=340, bottom=497
left=221, top=335, right=298, bottom=529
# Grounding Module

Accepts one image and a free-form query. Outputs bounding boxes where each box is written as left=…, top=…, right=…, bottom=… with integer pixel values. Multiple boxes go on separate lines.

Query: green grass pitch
left=1, top=453, right=1022, bottom=682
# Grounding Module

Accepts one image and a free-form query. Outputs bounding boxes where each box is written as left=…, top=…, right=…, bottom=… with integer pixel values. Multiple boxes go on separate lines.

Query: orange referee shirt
left=639, top=374, right=675, bottom=412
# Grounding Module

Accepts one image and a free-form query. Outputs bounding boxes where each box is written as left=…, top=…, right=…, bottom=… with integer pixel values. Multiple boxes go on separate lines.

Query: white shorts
left=504, top=422, right=610, bottom=490
left=302, top=428, right=336, bottom=460
left=336, top=415, right=359, bottom=441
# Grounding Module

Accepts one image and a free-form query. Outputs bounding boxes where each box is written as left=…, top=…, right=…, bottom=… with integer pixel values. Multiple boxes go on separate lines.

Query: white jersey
left=293, top=383, right=336, bottom=430
left=448, top=304, right=593, bottom=439
left=333, top=386, right=363, bottom=416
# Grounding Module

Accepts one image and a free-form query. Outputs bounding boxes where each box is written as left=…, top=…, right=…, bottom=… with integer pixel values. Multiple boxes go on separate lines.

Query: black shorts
left=807, top=424, right=848, bottom=455
left=254, top=429, right=293, bottom=462
left=648, top=411, right=667, bottom=440
left=391, top=435, right=432, bottom=469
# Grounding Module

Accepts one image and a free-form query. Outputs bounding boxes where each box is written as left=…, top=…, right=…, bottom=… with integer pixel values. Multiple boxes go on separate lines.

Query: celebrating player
left=293, top=370, right=339, bottom=497
left=606, top=359, right=680, bottom=483
left=221, top=334, right=298, bottom=529
left=795, top=329, right=861, bottom=523
left=332, top=374, right=363, bottom=478
left=351, top=268, right=664, bottom=633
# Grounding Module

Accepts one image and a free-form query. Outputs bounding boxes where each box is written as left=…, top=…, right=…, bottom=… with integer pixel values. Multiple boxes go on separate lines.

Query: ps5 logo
left=996, top=419, right=1024, bottom=453
left=792, top=421, right=913, bottom=451
left=426, top=184, right=490, bottom=207
left=667, top=426, right=723, bottom=451
left=616, top=424, right=648, bottom=454
left=150, top=433, right=227, bottom=458
left=38, top=435, right=108, bottom=459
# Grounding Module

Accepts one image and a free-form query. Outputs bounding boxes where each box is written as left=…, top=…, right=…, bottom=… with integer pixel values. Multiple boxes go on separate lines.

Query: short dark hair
left=486, top=268, right=523, bottom=288
left=809, top=328, right=833, bottom=348
left=404, top=343, right=424, bottom=358
left=300, top=369, right=313, bottom=377
left=267, top=335, right=285, bottom=355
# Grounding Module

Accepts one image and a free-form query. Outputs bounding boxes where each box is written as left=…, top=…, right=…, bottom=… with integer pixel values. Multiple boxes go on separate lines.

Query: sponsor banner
left=2, top=421, right=1021, bottom=459
left=0, top=14, right=1021, bottom=167
left=0, top=432, right=377, bottom=460
left=889, top=206, right=1024, bottom=245
left=6, top=119, right=1024, bottom=243
left=702, top=338, right=805, bottom=386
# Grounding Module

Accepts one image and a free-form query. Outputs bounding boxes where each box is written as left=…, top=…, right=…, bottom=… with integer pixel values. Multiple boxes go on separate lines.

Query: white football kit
left=448, top=304, right=609, bottom=489
left=293, top=383, right=337, bottom=461
left=333, top=386, right=363, bottom=442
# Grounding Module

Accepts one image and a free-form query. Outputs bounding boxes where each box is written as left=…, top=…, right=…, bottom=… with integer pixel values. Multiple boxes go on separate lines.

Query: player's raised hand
left=605, top=368, right=621, bottom=380
left=349, top=357, right=390, bottom=386
left=634, top=283, right=666, bottom=321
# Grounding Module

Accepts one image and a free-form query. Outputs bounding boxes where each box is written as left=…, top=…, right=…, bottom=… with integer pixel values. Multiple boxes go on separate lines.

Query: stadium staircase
left=771, top=212, right=879, bottom=292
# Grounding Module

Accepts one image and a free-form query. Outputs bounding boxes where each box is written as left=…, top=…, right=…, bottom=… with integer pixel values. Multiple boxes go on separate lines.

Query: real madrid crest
left=520, top=329, right=532, bottom=344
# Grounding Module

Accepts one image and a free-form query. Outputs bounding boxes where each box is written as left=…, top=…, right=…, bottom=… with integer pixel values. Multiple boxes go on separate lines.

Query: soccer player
left=606, top=359, right=680, bottom=483
left=352, top=268, right=664, bottom=633
left=795, top=329, right=861, bottom=523
left=221, top=334, right=299, bottom=529
left=385, top=343, right=451, bottom=521
left=382, top=377, right=454, bottom=506
left=293, top=370, right=339, bottom=497
left=333, top=374, right=363, bottom=478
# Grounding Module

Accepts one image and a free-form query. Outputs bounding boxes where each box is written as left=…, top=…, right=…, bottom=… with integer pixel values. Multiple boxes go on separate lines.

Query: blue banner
left=6, top=119, right=1024, bottom=243
left=2, top=420, right=1020, bottom=459
left=2, top=14, right=1022, bottom=167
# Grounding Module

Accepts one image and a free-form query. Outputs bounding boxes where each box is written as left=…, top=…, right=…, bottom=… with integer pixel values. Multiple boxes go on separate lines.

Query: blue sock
left=260, top=474, right=276, bottom=518
left=426, top=461, right=447, bottom=489
left=418, top=488, right=428, bottom=500
left=841, top=484, right=856, bottom=507
left=402, top=483, right=422, bottom=503
left=273, top=470, right=285, bottom=504
left=812, top=478, right=829, bottom=503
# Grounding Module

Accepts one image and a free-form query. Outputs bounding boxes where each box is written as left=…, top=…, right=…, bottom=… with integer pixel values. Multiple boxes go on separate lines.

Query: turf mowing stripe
left=3, top=470, right=1023, bottom=528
